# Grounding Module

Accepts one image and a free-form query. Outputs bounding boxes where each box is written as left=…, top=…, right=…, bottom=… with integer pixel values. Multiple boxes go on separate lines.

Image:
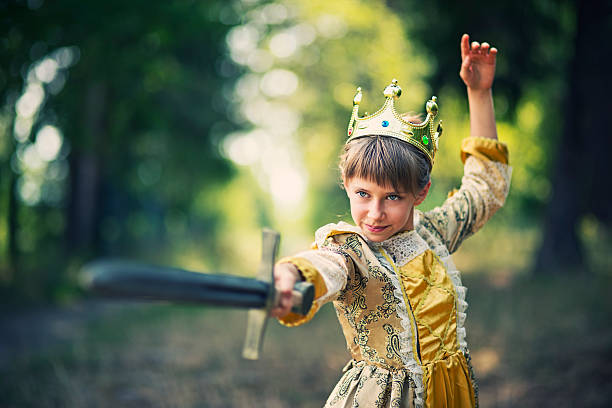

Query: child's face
left=344, top=176, right=429, bottom=242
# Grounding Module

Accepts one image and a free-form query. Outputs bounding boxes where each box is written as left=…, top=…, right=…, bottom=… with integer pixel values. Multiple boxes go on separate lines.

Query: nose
left=368, top=199, right=385, bottom=221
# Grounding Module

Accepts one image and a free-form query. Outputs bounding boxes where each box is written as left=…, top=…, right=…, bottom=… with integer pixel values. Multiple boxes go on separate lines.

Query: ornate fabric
left=278, top=137, right=511, bottom=407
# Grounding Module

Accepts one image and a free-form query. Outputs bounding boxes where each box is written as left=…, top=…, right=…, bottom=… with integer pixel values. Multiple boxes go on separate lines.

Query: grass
left=1, top=273, right=612, bottom=407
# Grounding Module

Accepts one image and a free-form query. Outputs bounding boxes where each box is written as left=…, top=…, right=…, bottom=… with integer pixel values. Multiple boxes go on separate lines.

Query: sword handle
left=289, top=281, right=315, bottom=315
left=260, top=228, right=315, bottom=313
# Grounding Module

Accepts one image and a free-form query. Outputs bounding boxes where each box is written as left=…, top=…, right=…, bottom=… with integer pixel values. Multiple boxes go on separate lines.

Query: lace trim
left=413, top=214, right=469, bottom=352
left=379, top=230, right=429, bottom=268
left=440, top=255, right=469, bottom=351
left=376, top=248, right=425, bottom=408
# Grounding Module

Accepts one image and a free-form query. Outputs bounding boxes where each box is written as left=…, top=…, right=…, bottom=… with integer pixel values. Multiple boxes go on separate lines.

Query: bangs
left=340, top=136, right=430, bottom=194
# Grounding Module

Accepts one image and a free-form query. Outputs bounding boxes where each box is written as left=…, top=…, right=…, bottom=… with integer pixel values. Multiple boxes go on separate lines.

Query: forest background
left=1, top=0, right=611, bottom=407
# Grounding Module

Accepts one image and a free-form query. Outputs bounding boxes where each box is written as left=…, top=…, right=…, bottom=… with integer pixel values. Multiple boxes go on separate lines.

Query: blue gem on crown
left=382, top=120, right=389, bottom=127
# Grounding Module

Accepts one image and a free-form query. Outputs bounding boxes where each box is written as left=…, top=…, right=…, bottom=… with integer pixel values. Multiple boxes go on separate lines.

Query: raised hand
left=459, top=33, right=498, bottom=91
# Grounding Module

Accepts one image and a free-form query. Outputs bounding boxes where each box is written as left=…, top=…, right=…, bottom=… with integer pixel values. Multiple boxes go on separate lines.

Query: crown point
left=383, top=80, right=402, bottom=99
left=353, top=88, right=363, bottom=105
left=426, top=97, right=439, bottom=116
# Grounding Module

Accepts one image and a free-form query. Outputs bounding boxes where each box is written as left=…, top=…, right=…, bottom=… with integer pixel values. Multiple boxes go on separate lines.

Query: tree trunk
left=66, top=81, right=107, bottom=253
left=534, top=0, right=612, bottom=274
left=4, top=110, right=19, bottom=280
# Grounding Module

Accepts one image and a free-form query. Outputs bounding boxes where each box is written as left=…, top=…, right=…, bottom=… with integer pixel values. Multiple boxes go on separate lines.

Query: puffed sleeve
left=276, top=237, right=355, bottom=327
left=419, top=136, right=511, bottom=254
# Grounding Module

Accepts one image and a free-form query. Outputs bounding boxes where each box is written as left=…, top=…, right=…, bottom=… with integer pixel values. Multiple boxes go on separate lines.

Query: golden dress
left=279, top=137, right=511, bottom=408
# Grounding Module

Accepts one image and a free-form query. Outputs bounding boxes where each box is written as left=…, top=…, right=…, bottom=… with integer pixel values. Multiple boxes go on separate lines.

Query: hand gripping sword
left=79, top=228, right=313, bottom=360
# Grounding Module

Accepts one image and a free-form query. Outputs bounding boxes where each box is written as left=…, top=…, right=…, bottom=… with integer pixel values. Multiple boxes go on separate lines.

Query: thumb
left=460, top=55, right=472, bottom=79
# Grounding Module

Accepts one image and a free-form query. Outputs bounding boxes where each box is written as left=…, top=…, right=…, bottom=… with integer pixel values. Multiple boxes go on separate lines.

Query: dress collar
left=373, top=230, right=429, bottom=267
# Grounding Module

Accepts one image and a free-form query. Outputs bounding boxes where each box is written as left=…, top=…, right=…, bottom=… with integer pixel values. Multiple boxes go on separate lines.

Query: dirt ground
left=1, top=273, right=612, bottom=407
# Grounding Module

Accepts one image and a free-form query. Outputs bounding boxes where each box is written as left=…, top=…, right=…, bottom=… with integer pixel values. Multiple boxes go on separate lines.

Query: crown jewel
left=346, top=79, right=443, bottom=166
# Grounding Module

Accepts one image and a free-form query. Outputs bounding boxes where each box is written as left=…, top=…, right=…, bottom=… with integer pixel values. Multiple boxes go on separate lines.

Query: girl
left=270, top=33, right=511, bottom=408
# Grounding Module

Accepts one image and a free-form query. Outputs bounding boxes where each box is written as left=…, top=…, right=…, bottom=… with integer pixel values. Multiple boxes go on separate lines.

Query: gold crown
left=346, top=79, right=442, bottom=166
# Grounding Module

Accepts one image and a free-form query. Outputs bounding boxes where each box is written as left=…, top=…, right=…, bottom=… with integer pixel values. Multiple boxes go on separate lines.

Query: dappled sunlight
left=471, top=347, right=500, bottom=376
left=9, top=46, right=78, bottom=208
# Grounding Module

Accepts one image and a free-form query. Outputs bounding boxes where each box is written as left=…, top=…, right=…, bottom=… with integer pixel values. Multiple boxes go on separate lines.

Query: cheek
left=348, top=199, right=366, bottom=220
left=388, top=201, right=412, bottom=222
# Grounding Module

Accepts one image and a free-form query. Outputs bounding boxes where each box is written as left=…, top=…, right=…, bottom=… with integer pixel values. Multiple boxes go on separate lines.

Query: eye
left=357, top=191, right=368, bottom=198
left=387, top=194, right=401, bottom=201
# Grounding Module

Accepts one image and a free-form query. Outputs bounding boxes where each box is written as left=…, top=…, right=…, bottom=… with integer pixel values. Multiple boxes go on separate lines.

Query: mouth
left=364, top=224, right=388, bottom=233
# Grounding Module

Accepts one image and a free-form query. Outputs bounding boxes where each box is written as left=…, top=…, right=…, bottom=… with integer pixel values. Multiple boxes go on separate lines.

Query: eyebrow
left=352, top=185, right=404, bottom=195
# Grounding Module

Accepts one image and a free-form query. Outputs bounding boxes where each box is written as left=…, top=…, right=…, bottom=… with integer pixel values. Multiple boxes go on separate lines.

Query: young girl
left=270, top=34, right=511, bottom=408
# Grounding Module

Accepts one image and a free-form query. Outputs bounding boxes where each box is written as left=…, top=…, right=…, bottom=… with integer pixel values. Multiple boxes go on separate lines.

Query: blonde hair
left=339, top=135, right=431, bottom=194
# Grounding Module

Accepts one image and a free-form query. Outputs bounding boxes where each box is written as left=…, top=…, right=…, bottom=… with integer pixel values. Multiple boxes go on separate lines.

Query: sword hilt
left=242, top=228, right=314, bottom=360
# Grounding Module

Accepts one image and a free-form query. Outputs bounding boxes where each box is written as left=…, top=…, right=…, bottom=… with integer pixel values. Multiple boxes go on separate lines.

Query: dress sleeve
left=420, top=136, right=511, bottom=254
left=276, top=248, right=353, bottom=327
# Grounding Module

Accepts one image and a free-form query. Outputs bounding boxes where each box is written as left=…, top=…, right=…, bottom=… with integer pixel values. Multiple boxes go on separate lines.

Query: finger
left=461, top=33, right=470, bottom=59
left=277, top=270, right=296, bottom=292
left=490, top=47, right=498, bottom=56
left=280, top=289, right=293, bottom=310
left=471, top=41, right=480, bottom=52
left=481, top=42, right=490, bottom=55
left=269, top=305, right=290, bottom=318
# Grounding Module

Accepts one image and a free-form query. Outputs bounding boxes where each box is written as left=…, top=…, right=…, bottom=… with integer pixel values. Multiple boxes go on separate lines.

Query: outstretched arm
left=270, top=246, right=352, bottom=324
left=459, top=33, right=498, bottom=141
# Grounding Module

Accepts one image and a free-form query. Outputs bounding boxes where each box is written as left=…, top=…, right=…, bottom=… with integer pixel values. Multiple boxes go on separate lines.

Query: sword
left=79, top=228, right=313, bottom=360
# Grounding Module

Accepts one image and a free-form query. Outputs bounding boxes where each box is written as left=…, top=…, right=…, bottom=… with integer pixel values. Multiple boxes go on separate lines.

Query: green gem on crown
left=422, top=135, right=429, bottom=145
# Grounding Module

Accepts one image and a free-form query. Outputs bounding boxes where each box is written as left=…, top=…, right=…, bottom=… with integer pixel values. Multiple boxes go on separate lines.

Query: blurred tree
left=0, top=0, right=237, bottom=300
left=534, top=0, right=612, bottom=274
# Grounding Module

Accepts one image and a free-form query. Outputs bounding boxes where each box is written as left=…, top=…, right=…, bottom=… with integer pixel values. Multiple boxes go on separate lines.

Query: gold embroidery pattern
left=340, top=234, right=364, bottom=257
left=374, top=369, right=392, bottom=408
left=383, top=324, right=402, bottom=361
left=328, top=365, right=362, bottom=405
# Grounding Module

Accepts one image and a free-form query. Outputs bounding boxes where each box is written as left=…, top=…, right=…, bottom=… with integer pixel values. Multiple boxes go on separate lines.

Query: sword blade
left=81, top=260, right=270, bottom=309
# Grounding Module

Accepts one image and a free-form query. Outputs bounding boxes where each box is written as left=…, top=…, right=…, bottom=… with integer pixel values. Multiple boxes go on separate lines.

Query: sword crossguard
left=242, top=228, right=314, bottom=360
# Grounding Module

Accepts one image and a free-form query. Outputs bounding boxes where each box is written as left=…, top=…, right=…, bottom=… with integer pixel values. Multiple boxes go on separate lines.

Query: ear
left=341, top=174, right=349, bottom=191
left=414, top=181, right=431, bottom=206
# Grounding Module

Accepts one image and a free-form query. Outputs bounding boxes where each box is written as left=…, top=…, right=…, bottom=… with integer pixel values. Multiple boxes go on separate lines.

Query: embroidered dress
left=278, top=137, right=511, bottom=408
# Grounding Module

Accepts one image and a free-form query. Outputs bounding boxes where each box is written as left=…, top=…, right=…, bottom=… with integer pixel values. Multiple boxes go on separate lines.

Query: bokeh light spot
left=35, top=125, right=63, bottom=161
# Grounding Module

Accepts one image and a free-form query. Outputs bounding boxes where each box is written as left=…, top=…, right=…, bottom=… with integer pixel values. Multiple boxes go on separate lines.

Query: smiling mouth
left=365, top=224, right=388, bottom=233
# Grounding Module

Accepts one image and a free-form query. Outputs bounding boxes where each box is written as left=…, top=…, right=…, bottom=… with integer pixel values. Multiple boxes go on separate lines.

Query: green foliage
left=0, top=1, right=239, bottom=300
left=0, top=0, right=588, bottom=301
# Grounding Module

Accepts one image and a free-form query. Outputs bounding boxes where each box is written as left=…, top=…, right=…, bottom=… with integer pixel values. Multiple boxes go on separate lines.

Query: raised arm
left=418, top=34, right=510, bottom=254
left=460, top=33, right=498, bottom=141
